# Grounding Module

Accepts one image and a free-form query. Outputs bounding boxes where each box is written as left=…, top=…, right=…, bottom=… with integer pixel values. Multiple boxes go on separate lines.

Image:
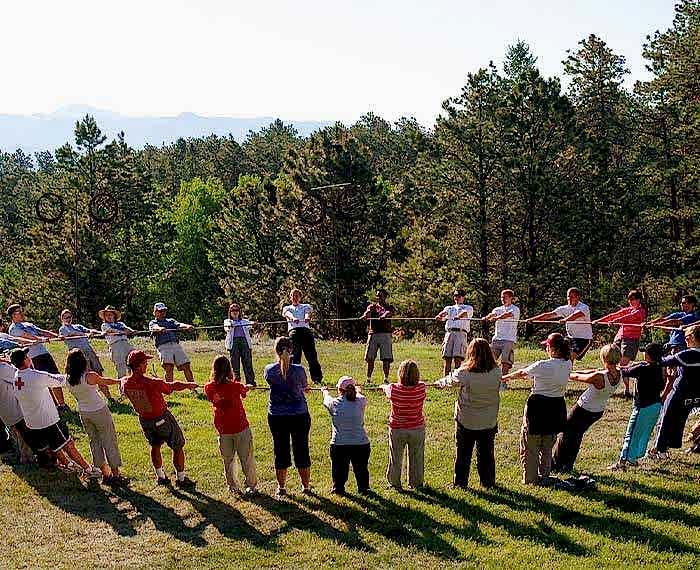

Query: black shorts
left=29, top=421, right=71, bottom=453
left=568, top=338, right=592, bottom=360
left=31, top=353, right=60, bottom=374
left=139, top=410, right=186, bottom=450
left=268, top=412, right=312, bottom=470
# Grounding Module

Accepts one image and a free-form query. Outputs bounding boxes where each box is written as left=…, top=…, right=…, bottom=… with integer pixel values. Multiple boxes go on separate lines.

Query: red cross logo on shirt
left=15, top=377, right=25, bottom=390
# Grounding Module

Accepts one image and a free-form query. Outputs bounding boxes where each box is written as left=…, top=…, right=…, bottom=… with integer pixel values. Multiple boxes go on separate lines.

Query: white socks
left=155, top=467, right=166, bottom=479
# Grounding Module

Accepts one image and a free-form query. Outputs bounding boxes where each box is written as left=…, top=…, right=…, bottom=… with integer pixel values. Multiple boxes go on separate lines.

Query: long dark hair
left=548, top=333, right=571, bottom=361
left=343, top=384, right=357, bottom=401
left=65, top=348, right=87, bottom=386
left=211, top=355, right=233, bottom=385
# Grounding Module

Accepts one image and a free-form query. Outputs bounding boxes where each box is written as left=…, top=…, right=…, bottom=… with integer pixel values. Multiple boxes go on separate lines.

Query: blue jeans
left=620, top=402, right=662, bottom=462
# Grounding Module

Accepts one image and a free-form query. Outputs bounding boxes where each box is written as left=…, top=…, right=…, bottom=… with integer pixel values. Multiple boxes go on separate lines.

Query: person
left=7, top=304, right=68, bottom=412
left=264, top=336, right=313, bottom=497
left=381, top=359, right=427, bottom=490
left=64, top=348, right=126, bottom=485
left=551, top=344, right=622, bottom=473
left=361, top=289, right=395, bottom=384
left=435, top=289, right=474, bottom=376
left=0, top=356, right=34, bottom=463
left=649, top=325, right=700, bottom=460
left=121, top=349, right=198, bottom=488
left=282, top=289, right=323, bottom=384
left=10, top=347, right=101, bottom=477
left=482, top=290, right=520, bottom=377
left=223, top=303, right=255, bottom=386
left=594, top=289, right=647, bottom=398
left=435, top=338, right=501, bottom=489
left=58, top=309, right=113, bottom=402
left=527, top=288, right=593, bottom=361
left=148, top=302, right=196, bottom=383
left=0, top=319, right=32, bottom=352
left=321, top=376, right=371, bottom=495
left=99, top=305, right=135, bottom=378
left=204, top=355, right=258, bottom=496
left=647, top=295, right=700, bottom=353
left=608, top=343, right=664, bottom=469
left=503, top=333, right=570, bottom=485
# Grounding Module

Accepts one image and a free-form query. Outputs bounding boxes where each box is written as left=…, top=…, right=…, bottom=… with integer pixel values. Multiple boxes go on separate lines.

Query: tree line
left=1, top=2, right=697, bottom=342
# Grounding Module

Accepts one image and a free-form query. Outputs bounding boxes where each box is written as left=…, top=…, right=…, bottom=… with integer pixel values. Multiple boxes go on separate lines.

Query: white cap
left=336, top=375, right=355, bottom=391
left=153, top=302, right=167, bottom=311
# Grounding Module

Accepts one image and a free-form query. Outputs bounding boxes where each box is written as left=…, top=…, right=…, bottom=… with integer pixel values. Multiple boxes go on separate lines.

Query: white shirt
left=554, top=302, right=593, bottom=340
left=13, top=367, right=66, bottom=429
left=443, top=304, right=473, bottom=332
left=0, top=362, right=23, bottom=427
left=577, top=370, right=618, bottom=413
left=282, top=304, right=312, bottom=331
left=492, top=304, right=520, bottom=342
left=524, top=358, right=571, bottom=398
left=67, top=373, right=107, bottom=414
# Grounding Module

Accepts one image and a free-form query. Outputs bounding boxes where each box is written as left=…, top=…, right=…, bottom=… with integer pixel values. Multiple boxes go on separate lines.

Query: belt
left=448, top=328, right=468, bottom=333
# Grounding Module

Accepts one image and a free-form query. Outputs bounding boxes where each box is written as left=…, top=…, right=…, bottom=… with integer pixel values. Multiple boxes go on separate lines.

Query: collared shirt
left=8, top=321, right=49, bottom=358
left=148, top=318, right=182, bottom=347
left=101, top=321, right=131, bottom=345
left=282, top=304, right=312, bottom=331
left=492, top=305, right=520, bottom=342
left=443, top=304, right=473, bottom=332
left=59, top=323, right=92, bottom=351
left=554, top=302, right=593, bottom=340
left=13, top=367, right=66, bottom=429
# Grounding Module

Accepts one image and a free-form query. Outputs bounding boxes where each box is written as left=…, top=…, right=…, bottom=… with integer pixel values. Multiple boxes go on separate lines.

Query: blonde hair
left=274, top=336, right=294, bottom=380
left=600, top=344, right=622, bottom=366
left=397, top=359, right=420, bottom=386
left=685, top=324, right=700, bottom=345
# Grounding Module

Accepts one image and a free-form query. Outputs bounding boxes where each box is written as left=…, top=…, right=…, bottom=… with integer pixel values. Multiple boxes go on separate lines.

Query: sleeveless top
left=577, top=369, right=619, bottom=413
left=68, top=372, right=107, bottom=414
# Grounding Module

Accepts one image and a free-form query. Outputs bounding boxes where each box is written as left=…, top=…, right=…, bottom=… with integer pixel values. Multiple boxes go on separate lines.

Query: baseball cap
left=6, top=304, right=22, bottom=318
left=336, top=375, right=356, bottom=391
left=127, top=349, right=153, bottom=368
left=9, top=347, right=29, bottom=367
left=541, top=332, right=564, bottom=346
left=153, top=302, right=167, bottom=312
left=640, top=342, right=663, bottom=362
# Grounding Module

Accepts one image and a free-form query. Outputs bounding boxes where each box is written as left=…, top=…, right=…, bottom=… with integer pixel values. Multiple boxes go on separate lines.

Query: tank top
left=577, top=369, right=619, bottom=413
left=68, top=372, right=107, bottom=413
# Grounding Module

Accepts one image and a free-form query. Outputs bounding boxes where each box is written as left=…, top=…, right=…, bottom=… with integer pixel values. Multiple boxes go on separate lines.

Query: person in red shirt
left=204, top=355, right=258, bottom=496
left=121, top=349, right=198, bottom=488
left=380, top=359, right=427, bottom=490
left=594, top=289, right=648, bottom=398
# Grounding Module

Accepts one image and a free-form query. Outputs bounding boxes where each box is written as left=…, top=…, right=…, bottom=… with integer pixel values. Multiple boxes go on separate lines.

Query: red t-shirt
left=204, top=381, right=250, bottom=435
left=383, top=382, right=427, bottom=429
left=122, top=373, right=173, bottom=420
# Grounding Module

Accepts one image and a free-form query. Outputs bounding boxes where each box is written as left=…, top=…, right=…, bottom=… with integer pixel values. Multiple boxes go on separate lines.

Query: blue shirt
left=666, top=311, right=700, bottom=347
left=8, top=322, right=48, bottom=358
left=264, top=362, right=308, bottom=415
left=0, top=333, right=20, bottom=352
left=323, top=392, right=369, bottom=445
left=59, top=323, right=92, bottom=351
left=148, top=318, right=182, bottom=347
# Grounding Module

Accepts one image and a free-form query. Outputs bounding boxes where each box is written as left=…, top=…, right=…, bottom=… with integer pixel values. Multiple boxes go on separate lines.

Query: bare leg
left=151, top=445, right=163, bottom=469
left=179, top=363, right=194, bottom=383
left=366, top=361, right=375, bottom=381
left=382, top=360, right=391, bottom=380
left=163, top=364, right=175, bottom=382
left=63, top=440, right=91, bottom=470
left=620, top=356, right=631, bottom=393
left=173, top=447, right=185, bottom=472
left=298, top=466, right=311, bottom=489
left=276, top=467, right=288, bottom=489
left=454, top=357, right=463, bottom=369
left=99, top=462, right=113, bottom=477
left=443, top=359, right=451, bottom=376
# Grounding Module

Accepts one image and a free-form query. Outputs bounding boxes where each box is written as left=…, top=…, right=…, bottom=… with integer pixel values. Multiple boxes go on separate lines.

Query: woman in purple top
left=264, top=336, right=312, bottom=497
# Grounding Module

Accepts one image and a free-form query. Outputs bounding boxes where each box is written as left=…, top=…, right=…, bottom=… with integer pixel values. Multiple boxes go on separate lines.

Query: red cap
left=127, top=349, right=153, bottom=368
left=541, top=333, right=559, bottom=346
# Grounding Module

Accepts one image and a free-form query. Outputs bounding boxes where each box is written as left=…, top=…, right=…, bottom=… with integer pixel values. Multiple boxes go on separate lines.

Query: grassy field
left=1, top=338, right=699, bottom=569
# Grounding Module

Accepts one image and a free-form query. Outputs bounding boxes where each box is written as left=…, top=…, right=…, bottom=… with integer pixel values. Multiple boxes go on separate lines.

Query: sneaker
left=105, top=475, right=130, bottom=487
left=365, top=378, right=373, bottom=385
left=84, top=466, right=103, bottom=479
left=329, top=487, right=346, bottom=496
left=157, top=476, right=171, bottom=486
left=301, top=486, right=314, bottom=495
left=175, top=476, right=196, bottom=489
left=244, top=487, right=259, bottom=497
left=275, top=487, right=287, bottom=498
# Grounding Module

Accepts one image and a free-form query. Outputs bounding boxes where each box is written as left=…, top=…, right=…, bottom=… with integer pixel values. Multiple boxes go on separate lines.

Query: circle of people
left=0, top=287, right=699, bottom=496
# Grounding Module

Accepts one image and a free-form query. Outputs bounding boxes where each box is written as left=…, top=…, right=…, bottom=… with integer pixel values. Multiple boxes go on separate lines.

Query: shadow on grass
left=469, top=485, right=697, bottom=554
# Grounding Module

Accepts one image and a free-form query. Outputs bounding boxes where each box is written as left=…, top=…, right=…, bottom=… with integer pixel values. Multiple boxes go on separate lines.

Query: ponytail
left=344, top=384, right=357, bottom=402
left=274, top=336, right=294, bottom=381
left=279, top=348, right=291, bottom=381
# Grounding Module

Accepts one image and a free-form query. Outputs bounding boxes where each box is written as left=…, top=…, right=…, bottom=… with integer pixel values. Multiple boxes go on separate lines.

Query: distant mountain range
left=0, top=105, right=330, bottom=154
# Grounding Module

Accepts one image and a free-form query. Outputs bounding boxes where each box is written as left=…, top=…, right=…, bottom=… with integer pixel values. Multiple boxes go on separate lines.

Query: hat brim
left=540, top=340, right=549, bottom=346
left=99, top=308, right=122, bottom=321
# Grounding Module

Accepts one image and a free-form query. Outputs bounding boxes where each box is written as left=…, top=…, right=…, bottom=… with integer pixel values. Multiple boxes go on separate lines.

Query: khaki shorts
left=157, top=342, right=190, bottom=366
left=614, top=338, right=639, bottom=361
left=491, top=339, right=515, bottom=366
left=442, top=331, right=468, bottom=359
left=365, top=332, right=393, bottom=362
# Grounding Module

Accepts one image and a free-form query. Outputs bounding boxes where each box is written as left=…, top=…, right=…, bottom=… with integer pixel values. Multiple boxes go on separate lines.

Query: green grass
left=1, top=339, right=699, bottom=569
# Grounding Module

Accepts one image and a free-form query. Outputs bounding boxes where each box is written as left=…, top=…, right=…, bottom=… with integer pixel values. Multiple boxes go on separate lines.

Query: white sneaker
left=84, top=466, right=103, bottom=479
left=60, top=460, right=84, bottom=474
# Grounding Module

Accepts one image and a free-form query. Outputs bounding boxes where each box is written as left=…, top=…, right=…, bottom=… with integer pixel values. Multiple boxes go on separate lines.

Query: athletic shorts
left=157, top=342, right=190, bottom=366
left=491, top=339, right=515, bottom=366
left=442, top=331, right=468, bottom=359
left=568, top=337, right=592, bottom=360
left=365, top=333, right=393, bottom=362
left=29, top=421, right=71, bottom=453
left=614, top=338, right=639, bottom=361
left=139, top=410, right=186, bottom=450
left=31, top=353, right=60, bottom=374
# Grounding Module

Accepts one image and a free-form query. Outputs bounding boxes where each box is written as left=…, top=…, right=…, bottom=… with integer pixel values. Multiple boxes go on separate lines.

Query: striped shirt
left=382, top=382, right=427, bottom=430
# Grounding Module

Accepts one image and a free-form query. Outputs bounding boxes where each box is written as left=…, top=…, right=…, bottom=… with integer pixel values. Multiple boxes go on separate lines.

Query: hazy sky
left=3, top=0, right=675, bottom=124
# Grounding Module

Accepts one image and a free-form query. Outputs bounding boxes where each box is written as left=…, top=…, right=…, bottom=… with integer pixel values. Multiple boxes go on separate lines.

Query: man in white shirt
left=483, top=289, right=520, bottom=375
left=10, top=348, right=100, bottom=477
left=435, top=289, right=474, bottom=375
left=527, top=288, right=593, bottom=361
left=0, top=358, right=34, bottom=463
left=282, top=288, right=323, bottom=384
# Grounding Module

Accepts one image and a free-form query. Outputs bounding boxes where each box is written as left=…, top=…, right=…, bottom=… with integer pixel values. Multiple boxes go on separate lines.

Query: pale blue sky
left=3, top=0, right=675, bottom=123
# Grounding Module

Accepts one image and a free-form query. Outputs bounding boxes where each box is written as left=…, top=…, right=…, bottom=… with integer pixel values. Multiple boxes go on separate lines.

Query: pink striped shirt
left=382, top=382, right=427, bottom=429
